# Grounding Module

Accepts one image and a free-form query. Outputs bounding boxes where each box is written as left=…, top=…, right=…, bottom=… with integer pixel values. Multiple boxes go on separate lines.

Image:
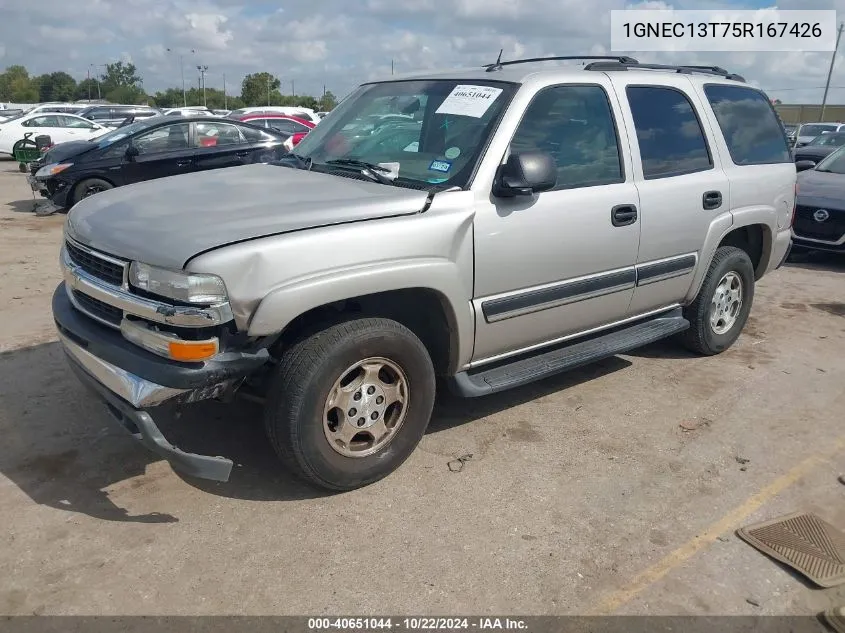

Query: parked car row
left=26, top=115, right=291, bottom=210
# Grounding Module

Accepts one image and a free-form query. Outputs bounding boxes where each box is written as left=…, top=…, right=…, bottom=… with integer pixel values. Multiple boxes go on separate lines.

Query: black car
left=793, top=132, right=845, bottom=165
left=792, top=146, right=845, bottom=255
left=76, top=104, right=163, bottom=128
left=28, top=115, right=290, bottom=210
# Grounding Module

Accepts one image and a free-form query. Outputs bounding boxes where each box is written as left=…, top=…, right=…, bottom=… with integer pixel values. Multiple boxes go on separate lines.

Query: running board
left=449, top=309, right=690, bottom=398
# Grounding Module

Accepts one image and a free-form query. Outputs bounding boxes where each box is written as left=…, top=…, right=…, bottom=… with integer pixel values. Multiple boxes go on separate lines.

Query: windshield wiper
left=325, top=159, right=393, bottom=184
left=278, top=153, right=312, bottom=170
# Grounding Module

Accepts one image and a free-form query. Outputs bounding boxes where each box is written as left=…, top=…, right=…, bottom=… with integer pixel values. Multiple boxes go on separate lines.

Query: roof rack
left=484, top=54, right=639, bottom=72
left=583, top=60, right=745, bottom=82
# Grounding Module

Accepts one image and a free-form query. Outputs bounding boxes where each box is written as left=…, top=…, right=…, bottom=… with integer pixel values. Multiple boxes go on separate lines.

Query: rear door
left=192, top=121, right=261, bottom=170
left=123, top=121, right=195, bottom=184
left=611, top=75, right=731, bottom=316
left=58, top=115, right=102, bottom=141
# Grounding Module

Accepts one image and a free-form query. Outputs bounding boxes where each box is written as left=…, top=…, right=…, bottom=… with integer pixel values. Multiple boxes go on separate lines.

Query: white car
left=0, top=112, right=109, bottom=155
left=24, top=103, right=89, bottom=116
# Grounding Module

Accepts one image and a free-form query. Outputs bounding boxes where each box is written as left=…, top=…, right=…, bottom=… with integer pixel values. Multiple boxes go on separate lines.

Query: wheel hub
left=709, top=271, right=743, bottom=335
left=323, top=357, right=409, bottom=458
left=347, top=382, right=387, bottom=430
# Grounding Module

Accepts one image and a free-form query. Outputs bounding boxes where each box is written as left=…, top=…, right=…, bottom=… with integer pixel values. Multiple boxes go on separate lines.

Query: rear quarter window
left=703, top=84, right=791, bottom=165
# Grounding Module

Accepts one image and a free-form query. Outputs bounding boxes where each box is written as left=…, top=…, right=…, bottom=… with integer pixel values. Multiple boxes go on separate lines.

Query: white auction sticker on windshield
left=436, top=85, right=503, bottom=118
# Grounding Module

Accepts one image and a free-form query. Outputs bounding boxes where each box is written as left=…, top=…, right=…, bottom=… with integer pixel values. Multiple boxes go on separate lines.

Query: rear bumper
left=53, top=282, right=270, bottom=481
left=767, top=229, right=793, bottom=273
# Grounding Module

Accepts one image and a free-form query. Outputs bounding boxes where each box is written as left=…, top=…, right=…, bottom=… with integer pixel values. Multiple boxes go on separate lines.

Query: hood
left=794, top=146, right=838, bottom=161
left=43, top=140, right=97, bottom=164
left=796, top=168, right=845, bottom=210
left=66, top=163, right=431, bottom=269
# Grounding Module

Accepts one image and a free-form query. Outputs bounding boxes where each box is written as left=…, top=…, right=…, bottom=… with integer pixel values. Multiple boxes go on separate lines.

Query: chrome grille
left=793, top=205, right=844, bottom=242
left=65, top=239, right=126, bottom=287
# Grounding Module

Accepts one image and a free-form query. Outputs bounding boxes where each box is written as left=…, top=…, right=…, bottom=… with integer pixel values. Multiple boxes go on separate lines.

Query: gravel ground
left=0, top=158, right=843, bottom=617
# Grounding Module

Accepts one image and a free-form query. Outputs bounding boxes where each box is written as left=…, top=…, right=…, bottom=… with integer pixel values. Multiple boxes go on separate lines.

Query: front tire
left=264, top=318, right=436, bottom=491
left=71, top=178, right=113, bottom=207
left=681, top=246, right=755, bottom=355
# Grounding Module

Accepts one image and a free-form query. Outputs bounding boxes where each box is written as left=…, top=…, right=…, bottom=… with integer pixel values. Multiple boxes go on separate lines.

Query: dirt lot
left=0, top=158, right=843, bottom=617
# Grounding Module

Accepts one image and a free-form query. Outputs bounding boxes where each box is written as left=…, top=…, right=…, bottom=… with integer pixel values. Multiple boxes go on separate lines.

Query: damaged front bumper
left=53, top=283, right=269, bottom=482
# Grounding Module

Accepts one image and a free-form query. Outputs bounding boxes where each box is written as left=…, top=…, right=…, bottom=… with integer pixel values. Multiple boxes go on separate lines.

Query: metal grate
left=72, top=290, right=123, bottom=326
left=793, top=206, right=844, bottom=241
left=66, top=240, right=125, bottom=286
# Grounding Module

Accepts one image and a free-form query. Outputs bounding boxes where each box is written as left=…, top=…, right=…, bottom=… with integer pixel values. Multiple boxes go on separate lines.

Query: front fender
left=247, top=258, right=474, bottom=370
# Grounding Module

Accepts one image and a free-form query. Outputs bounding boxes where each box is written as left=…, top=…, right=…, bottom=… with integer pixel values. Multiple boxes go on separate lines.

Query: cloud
left=0, top=0, right=844, bottom=104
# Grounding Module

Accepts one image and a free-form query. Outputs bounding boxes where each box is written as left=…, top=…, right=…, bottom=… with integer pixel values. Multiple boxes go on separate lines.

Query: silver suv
left=53, top=56, right=795, bottom=490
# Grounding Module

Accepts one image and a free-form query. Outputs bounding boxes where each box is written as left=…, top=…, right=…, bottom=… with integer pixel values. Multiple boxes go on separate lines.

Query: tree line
left=0, top=64, right=338, bottom=111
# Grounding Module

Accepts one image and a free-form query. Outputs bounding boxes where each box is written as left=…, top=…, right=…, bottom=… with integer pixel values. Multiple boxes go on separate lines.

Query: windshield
left=809, top=132, right=845, bottom=147
left=814, top=146, right=845, bottom=173
left=292, top=79, right=517, bottom=189
left=800, top=124, right=837, bottom=137
left=94, top=120, right=152, bottom=147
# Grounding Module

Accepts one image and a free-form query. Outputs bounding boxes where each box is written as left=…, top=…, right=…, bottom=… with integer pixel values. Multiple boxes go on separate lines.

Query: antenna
left=487, top=49, right=504, bottom=72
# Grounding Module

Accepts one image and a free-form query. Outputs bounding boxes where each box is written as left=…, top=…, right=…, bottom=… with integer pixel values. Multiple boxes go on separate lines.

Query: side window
left=134, top=123, right=190, bottom=154
left=240, top=125, right=276, bottom=143
left=22, top=116, right=60, bottom=128
left=626, top=86, right=712, bottom=179
left=59, top=116, right=95, bottom=129
left=703, top=85, right=791, bottom=165
left=194, top=122, right=245, bottom=147
left=267, top=119, right=307, bottom=134
left=510, top=85, right=624, bottom=190
left=88, top=108, right=111, bottom=120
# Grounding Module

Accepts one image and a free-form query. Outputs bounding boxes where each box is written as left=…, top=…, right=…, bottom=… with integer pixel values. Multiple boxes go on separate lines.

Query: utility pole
left=196, top=65, right=208, bottom=107
left=821, top=22, right=844, bottom=122
left=291, top=80, right=295, bottom=97
left=167, top=48, right=194, bottom=107
left=267, top=76, right=271, bottom=106
left=391, top=59, right=394, bottom=75
left=89, top=64, right=103, bottom=100
left=87, top=68, right=91, bottom=101
left=223, top=73, right=227, bottom=110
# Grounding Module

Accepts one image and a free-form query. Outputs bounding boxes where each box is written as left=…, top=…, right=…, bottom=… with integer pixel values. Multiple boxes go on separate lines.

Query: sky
left=1, top=0, right=845, bottom=103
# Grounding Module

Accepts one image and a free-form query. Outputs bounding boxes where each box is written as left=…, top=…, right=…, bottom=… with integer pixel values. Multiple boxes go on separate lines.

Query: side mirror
left=125, top=144, right=139, bottom=160
left=795, top=160, right=816, bottom=172
left=493, top=151, right=557, bottom=197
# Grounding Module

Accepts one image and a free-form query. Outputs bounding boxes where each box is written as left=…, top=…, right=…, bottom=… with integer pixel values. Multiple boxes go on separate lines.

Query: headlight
left=35, top=162, right=73, bottom=178
left=129, top=262, right=227, bottom=304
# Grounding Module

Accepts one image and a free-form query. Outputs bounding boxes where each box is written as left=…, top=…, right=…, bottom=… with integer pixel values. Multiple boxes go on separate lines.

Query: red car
left=234, top=113, right=315, bottom=151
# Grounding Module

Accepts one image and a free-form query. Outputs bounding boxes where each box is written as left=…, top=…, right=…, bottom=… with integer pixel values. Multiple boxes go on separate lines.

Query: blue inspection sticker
left=429, top=159, right=452, bottom=173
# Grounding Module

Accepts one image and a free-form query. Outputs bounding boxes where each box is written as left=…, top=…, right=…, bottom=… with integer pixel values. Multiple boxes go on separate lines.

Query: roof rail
left=583, top=60, right=746, bottom=82
left=485, top=54, right=639, bottom=72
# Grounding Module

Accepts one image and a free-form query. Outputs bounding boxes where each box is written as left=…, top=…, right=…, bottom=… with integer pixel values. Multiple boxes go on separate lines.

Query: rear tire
left=680, top=246, right=755, bottom=356
left=264, top=318, right=436, bottom=491
left=71, top=178, right=113, bottom=207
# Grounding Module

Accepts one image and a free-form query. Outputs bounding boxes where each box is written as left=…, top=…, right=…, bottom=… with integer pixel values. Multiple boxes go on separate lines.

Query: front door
left=123, top=122, right=196, bottom=185
left=471, top=81, right=641, bottom=363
